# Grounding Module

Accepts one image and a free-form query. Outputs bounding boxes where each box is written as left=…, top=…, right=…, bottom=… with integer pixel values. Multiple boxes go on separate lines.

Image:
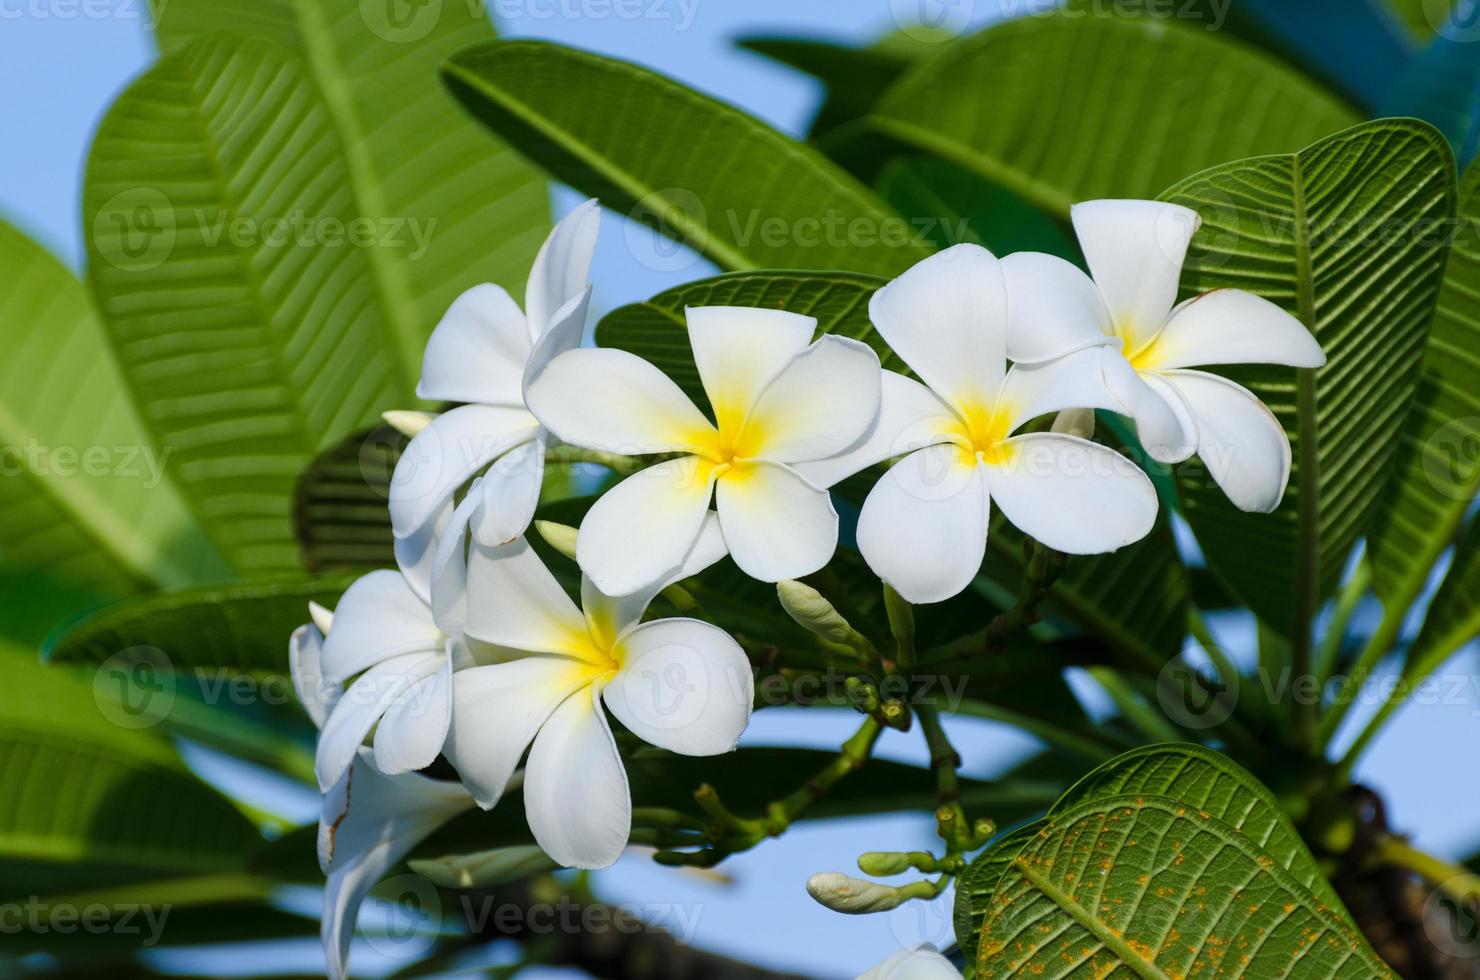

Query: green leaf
left=969, top=745, right=1387, bottom=978
left=1368, top=158, right=1480, bottom=623
left=735, top=36, right=915, bottom=139
left=43, top=573, right=358, bottom=672
left=870, top=13, right=1358, bottom=221
left=595, top=270, right=894, bottom=407
left=1404, top=515, right=1480, bottom=677
left=441, top=41, right=932, bottom=276
left=0, top=220, right=226, bottom=611
left=1161, top=119, right=1456, bottom=636
left=875, top=157, right=1080, bottom=261
left=148, top=0, right=550, bottom=382
left=953, top=821, right=1043, bottom=969
left=294, top=422, right=406, bottom=573
left=0, top=644, right=261, bottom=897
left=84, top=38, right=411, bottom=574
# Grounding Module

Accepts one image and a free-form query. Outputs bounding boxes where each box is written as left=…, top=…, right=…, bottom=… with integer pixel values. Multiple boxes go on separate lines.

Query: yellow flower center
left=691, top=402, right=765, bottom=474
left=1117, top=324, right=1162, bottom=372
left=946, top=401, right=1016, bottom=467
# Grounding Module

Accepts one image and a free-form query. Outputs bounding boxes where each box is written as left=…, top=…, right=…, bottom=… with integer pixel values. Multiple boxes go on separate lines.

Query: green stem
left=977, top=538, right=1064, bottom=656
left=1368, top=836, right=1480, bottom=903
left=1313, top=560, right=1372, bottom=682
left=916, top=705, right=961, bottom=807
left=769, top=716, right=883, bottom=830
left=884, top=583, right=916, bottom=672
left=1315, top=605, right=1405, bottom=750
left=1086, top=666, right=1183, bottom=743
left=544, top=445, right=644, bottom=475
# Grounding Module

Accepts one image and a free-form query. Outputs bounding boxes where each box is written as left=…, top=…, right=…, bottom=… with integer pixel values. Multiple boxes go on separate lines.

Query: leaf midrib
left=1290, top=151, right=1321, bottom=699
left=288, top=0, right=422, bottom=397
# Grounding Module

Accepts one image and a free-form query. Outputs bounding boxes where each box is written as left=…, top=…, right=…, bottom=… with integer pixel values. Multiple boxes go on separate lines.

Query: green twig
left=1313, top=560, right=1372, bottom=682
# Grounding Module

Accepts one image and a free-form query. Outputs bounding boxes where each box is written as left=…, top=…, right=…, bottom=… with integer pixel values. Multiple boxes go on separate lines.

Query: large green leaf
left=43, top=573, right=357, bottom=672
left=954, top=821, right=1043, bottom=970
left=1368, top=159, right=1480, bottom=623
left=870, top=13, right=1357, bottom=221
left=969, top=745, right=1387, bottom=978
left=441, top=41, right=932, bottom=276
left=735, top=36, right=915, bottom=139
left=1160, top=119, right=1455, bottom=636
left=147, top=0, right=549, bottom=382
left=0, top=221, right=226, bottom=615
left=84, top=38, right=409, bottom=574
left=0, top=644, right=261, bottom=897
left=294, top=422, right=406, bottom=573
left=1404, top=515, right=1480, bottom=677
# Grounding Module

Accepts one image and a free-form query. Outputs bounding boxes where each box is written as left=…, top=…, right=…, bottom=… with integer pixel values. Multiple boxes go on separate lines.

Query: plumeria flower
left=857, top=946, right=963, bottom=980
left=441, top=515, right=753, bottom=869
left=797, top=245, right=1159, bottom=604
left=1000, top=199, right=1326, bottom=512
left=525, top=306, right=882, bottom=596
left=301, top=568, right=463, bottom=792
left=290, top=619, right=473, bottom=980
left=389, top=199, right=601, bottom=601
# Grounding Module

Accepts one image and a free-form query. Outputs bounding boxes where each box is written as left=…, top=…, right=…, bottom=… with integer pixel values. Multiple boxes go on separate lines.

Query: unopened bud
left=805, top=872, right=907, bottom=914
left=1051, top=407, right=1095, bottom=440
left=382, top=410, right=435, bottom=438
left=308, top=601, right=334, bottom=635
left=857, top=852, right=912, bottom=876
left=777, top=580, right=853, bottom=645
left=845, top=676, right=881, bottom=713
left=408, top=845, right=556, bottom=889
left=534, top=520, right=579, bottom=560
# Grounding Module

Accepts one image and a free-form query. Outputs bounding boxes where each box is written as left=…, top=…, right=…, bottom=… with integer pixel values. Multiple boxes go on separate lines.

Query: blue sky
left=3, top=2, right=1478, bottom=978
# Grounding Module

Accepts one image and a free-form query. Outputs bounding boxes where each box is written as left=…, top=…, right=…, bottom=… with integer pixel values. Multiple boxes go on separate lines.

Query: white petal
left=794, top=372, right=958, bottom=489
left=1161, top=369, right=1292, bottom=513
left=371, top=647, right=452, bottom=777
left=427, top=478, right=485, bottom=637
left=525, top=347, right=715, bottom=456
left=525, top=198, right=600, bottom=339
left=416, top=283, right=530, bottom=405
left=444, top=656, right=594, bottom=807
left=389, top=404, right=539, bottom=538
left=394, top=493, right=454, bottom=606
left=1071, top=199, right=1200, bottom=351
left=473, top=432, right=546, bottom=547
left=320, top=570, right=441, bottom=682
left=1142, top=288, right=1326, bottom=371
left=318, top=757, right=471, bottom=980
left=985, top=432, right=1158, bottom=554
left=687, top=305, right=816, bottom=429
left=523, top=285, right=592, bottom=390
left=577, top=456, right=718, bottom=597
left=857, top=945, right=963, bottom=980
left=315, top=652, right=443, bottom=790
left=1102, top=351, right=1198, bottom=463
left=715, top=462, right=837, bottom=582
left=524, top=686, right=631, bottom=869
left=581, top=512, right=726, bottom=645
left=1001, top=251, right=1115, bottom=363
left=464, top=536, right=591, bottom=656
left=603, top=618, right=753, bottom=755
left=290, top=623, right=337, bottom=730
left=993, top=345, right=1126, bottom=434
left=739, top=335, right=881, bottom=463
left=857, top=445, right=989, bottom=603
left=868, top=243, right=1008, bottom=411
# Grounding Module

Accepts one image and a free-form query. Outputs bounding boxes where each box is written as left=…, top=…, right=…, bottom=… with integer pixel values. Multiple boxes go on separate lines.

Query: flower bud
left=777, top=580, right=853, bottom=645
left=382, top=409, right=435, bottom=438
left=805, top=872, right=908, bottom=914
left=408, top=845, right=556, bottom=889
left=533, top=520, right=580, bottom=560
left=308, top=601, right=334, bottom=635
left=857, top=851, right=912, bottom=876
left=1051, top=407, right=1095, bottom=440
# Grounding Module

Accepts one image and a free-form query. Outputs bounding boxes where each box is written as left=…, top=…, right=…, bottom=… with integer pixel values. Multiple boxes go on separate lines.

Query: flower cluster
left=290, top=198, right=1324, bottom=977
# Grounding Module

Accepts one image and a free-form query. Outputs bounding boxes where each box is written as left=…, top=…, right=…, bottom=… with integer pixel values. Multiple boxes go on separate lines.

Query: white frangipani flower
left=300, top=569, right=462, bottom=792
left=290, top=621, right=473, bottom=980
left=798, top=245, right=1159, bottom=604
left=389, top=199, right=601, bottom=601
left=1001, top=198, right=1327, bottom=513
left=857, top=946, right=963, bottom=980
left=525, top=306, right=882, bottom=596
left=442, top=515, right=753, bottom=870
